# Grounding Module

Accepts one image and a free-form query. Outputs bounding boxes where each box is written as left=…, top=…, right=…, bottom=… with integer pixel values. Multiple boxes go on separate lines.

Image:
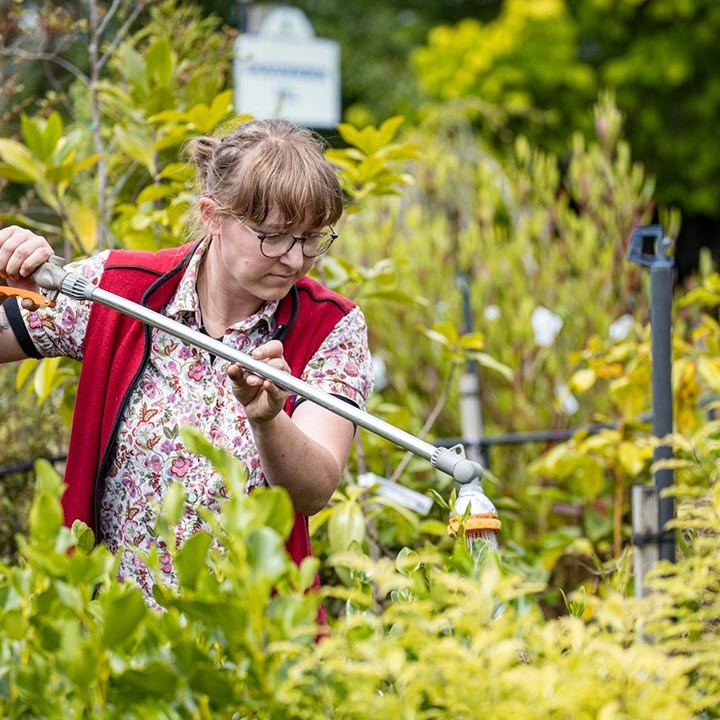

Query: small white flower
left=609, top=314, right=634, bottom=342
left=531, top=306, right=563, bottom=347
left=372, top=354, right=389, bottom=391
left=484, top=304, right=501, bottom=321
left=555, top=382, right=580, bottom=415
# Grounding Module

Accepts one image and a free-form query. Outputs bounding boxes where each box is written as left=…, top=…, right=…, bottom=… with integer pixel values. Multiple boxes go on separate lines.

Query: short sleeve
left=299, top=306, right=375, bottom=410
left=16, top=252, right=110, bottom=360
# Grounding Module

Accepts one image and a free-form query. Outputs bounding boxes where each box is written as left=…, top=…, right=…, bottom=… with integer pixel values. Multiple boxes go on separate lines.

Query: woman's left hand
left=228, top=340, right=291, bottom=423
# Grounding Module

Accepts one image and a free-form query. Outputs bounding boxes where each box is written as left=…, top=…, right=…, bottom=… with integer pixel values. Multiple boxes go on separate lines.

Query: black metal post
left=650, top=263, right=676, bottom=562
left=627, top=224, right=676, bottom=577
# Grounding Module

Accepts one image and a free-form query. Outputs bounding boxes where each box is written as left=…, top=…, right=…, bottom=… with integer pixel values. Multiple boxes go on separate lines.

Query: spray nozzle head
left=447, top=478, right=501, bottom=537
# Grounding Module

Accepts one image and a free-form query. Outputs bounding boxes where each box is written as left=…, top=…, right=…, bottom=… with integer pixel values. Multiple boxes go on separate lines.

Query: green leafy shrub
left=1, top=430, right=719, bottom=717
left=411, top=0, right=720, bottom=216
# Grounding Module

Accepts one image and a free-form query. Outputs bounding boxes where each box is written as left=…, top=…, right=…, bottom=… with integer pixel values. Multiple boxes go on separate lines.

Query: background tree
left=196, top=0, right=720, bottom=279
left=410, top=0, right=720, bottom=279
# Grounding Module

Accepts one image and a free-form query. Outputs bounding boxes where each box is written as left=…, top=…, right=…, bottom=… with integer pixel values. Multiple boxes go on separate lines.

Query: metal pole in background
left=456, top=273, right=486, bottom=467
left=627, top=225, right=676, bottom=596
left=650, top=262, right=676, bottom=563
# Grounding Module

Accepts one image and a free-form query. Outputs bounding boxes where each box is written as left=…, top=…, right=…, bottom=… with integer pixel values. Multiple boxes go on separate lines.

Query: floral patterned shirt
left=19, top=239, right=374, bottom=603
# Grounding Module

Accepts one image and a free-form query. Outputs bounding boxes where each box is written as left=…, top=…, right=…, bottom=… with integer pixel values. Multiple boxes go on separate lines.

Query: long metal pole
left=34, top=263, right=483, bottom=484
left=650, top=264, right=675, bottom=563
left=456, top=273, right=485, bottom=466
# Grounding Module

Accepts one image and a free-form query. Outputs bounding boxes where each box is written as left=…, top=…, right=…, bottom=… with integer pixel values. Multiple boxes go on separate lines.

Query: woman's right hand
left=0, top=225, right=55, bottom=309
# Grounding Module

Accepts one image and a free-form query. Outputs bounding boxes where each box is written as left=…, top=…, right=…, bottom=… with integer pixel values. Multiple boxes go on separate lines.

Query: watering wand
left=10, top=258, right=488, bottom=482
left=7, top=257, right=503, bottom=548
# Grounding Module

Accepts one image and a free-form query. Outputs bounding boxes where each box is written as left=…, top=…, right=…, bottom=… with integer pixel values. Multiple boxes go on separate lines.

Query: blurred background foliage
left=0, top=0, right=718, bottom=622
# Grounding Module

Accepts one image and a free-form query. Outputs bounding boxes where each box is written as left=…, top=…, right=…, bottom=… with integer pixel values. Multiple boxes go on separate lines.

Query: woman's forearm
left=249, top=404, right=355, bottom=515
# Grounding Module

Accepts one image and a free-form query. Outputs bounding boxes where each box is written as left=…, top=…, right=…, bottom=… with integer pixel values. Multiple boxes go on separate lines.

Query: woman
left=0, top=118, right=374, bottom=607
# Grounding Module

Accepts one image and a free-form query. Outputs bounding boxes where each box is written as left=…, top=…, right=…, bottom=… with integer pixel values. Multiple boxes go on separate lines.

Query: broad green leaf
left=71, top=520, right=96, bottom=554
left=471, top=351, right=514, bottom=380
left=459, top=331, right=485, bottom=351
left=34, top=458, right=64, bottom=496
left=114, top=45, right=148, bottom=98
left=246, top=526, right=288, bottom=582
left=0, top=213, right=61, bottom=236
left=114, top=125, right=156, bottom=175
left=2, top=609, right=26, bottom=639
left=159, top=162, right=194, bottom=181
left=72, top=153, right=101, bottom=175
left=336, top=122, right=370, bottom=154
left=0, top=162, right=35, bottom=183
left=146, top=36, right=173, bottom=87
left=0, top=138, right=45, bottom=182
left=29, top=490, right=63, bottom=541
left=54, top=580, right=83, bottom=611
left=422, top=322, right=459, bottom=348
left=33, top=356, right=73, bottom=402
left=136, top=183, right=177, bottom=205
left=297, top=555, right=320, bottom=592
left=328, top=500, right=366, bottom=553
left=65, top=202, right=98, bottom=254
left=152, top=126, right=191, bottom=152
left=45, top=111, right=64, bottom=155
left=189, top=666, right=238, bottom=703
left=110, top=664, right=179, bottom=701
left=174, top=531, right=212, bottom=590
left=46, top=163, right=77, bottom=187
left=244, top=486, right=295, bottom=538
left=181, top=425, right=248, bottom=494
left=568, top=460, right=606, bottom=501
left=697, top=356, right=720, bottom=391
left=208, top=89, right=234, bottom=125
left=21, top=111, right=63, bottom=162
left=163, top=481, right=186, bottom=525
left=53, top=127, right=84, bottom=164
left=569, top=367, right=597, bottom=393
left=15, top=357, right=38, bottom=390
left=376, top=115, right=406, bottom=147
left=102, top=585, right=148, bottom=648
left=618, top=440, right=649, bottom=476
left=20, top=114, right=46, bottom=159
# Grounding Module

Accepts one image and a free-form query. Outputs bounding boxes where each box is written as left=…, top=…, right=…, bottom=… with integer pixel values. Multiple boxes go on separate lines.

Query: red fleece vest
left=61, top=241, right=356, bottom=574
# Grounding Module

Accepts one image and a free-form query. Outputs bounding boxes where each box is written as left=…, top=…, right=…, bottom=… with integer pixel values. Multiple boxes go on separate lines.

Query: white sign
left=233, top=10, right=341, bottom=129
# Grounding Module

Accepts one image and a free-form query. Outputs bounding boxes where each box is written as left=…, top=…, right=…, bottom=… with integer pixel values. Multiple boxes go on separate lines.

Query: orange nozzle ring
left=448, top=513, right=501, bottom=537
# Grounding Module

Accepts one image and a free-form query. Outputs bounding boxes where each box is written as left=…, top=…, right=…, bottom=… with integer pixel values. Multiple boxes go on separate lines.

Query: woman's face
left=208, top=204, right=317, bottom=304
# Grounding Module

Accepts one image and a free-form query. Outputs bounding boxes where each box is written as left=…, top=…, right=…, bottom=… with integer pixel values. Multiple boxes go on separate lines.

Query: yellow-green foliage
left=412, top=0, right=596, bottom=147
left=337, top=95, right=654, bottom=446
left=1, top=432, right=718, bottom=717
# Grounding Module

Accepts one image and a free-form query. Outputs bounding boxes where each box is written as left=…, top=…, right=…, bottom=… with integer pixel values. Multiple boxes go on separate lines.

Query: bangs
left=229, top=143, right=343, bottom=229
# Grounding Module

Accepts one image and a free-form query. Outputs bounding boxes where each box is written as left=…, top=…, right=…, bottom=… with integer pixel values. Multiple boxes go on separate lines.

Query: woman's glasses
left=229, top=214, right=337, bottom=258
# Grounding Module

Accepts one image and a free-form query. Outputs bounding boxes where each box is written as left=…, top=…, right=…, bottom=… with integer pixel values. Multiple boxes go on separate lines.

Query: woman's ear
left=198, top=196, right=221, bottom=233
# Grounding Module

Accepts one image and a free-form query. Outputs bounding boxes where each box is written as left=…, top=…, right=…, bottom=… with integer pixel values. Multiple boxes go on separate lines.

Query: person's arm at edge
left=0, top=304, right=29, bottom=364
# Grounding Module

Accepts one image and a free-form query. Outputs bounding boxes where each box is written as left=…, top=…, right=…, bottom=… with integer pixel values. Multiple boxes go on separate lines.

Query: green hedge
left=1, top=428, right=718, bottom=718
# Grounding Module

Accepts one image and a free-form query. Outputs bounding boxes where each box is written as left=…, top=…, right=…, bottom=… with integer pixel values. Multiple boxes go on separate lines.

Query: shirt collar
left=166, top=236, right=280, bottom=333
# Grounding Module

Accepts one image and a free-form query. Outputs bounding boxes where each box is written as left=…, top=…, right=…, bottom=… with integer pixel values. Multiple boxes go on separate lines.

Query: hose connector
left=30, top=255, right=67, bottom=303
left=431, top=443, right=484, bottom=484
left=60, top=271, right=95, bottom=301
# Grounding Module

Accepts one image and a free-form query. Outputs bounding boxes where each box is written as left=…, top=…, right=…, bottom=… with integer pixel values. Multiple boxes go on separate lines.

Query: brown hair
left=188, top=119, right=343, bottom=230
